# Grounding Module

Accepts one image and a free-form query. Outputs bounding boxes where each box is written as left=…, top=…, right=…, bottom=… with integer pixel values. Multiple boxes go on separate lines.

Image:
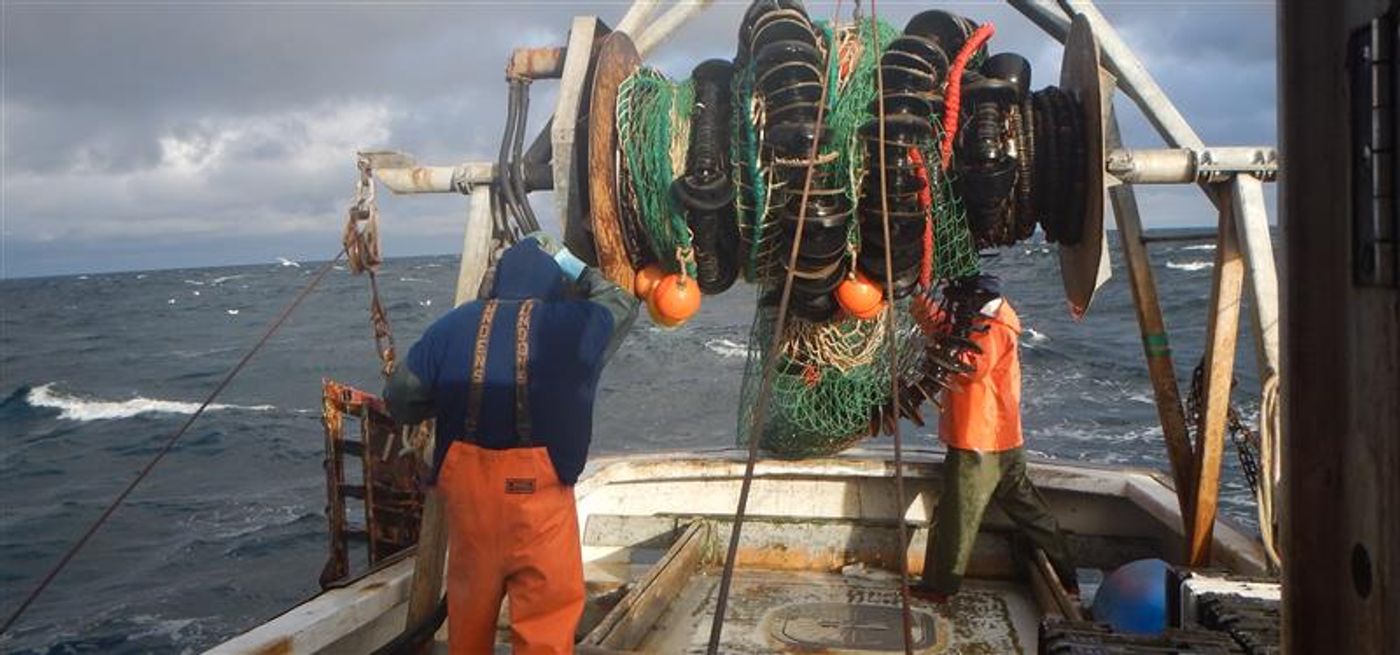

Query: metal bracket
left=1105, top=147, right=1278, bottom=185
left=1349, top=8, right=1398, bottom=287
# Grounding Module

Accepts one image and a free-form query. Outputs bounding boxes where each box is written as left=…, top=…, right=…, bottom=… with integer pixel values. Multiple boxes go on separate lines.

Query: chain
left=1186, top=359, right=1261, bottom=493
left=344, top=154, right=398, bottom=379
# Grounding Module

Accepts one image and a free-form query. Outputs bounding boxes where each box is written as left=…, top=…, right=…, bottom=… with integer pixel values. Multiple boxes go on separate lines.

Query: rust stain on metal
left=734, top=546, right=846, bottom=572
left=318, top=379, right=429, bottom=589
left=410, top=167, right=434, bottom=191
left=507, top=46, right=567, bottom=79
left=251, top=636, right=294, bottom=655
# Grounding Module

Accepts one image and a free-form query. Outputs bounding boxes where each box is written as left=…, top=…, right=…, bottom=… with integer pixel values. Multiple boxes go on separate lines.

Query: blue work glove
left=524, top=231, right=586, bottom=282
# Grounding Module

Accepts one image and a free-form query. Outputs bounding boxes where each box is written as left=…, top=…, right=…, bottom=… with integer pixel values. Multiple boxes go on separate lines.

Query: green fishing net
left=616, top=19, right=982, bottom=458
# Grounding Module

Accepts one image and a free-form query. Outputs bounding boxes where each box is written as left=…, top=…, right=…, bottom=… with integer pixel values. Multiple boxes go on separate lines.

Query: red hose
left=938, top=22, right=996, bottom=171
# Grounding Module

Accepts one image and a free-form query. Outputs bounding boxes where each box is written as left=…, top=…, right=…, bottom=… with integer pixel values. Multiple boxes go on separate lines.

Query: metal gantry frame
left=362, top=0, right=1285, bottom=641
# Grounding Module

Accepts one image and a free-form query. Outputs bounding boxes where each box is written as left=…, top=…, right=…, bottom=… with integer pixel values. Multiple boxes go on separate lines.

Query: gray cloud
left=2, top=1, right=1276, bottom=277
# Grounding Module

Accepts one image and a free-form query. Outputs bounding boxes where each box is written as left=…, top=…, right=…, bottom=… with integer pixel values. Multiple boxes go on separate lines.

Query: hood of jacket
left=490, top=239, right=566, bottom=301
left=987, top=299, right=1022, bottom=336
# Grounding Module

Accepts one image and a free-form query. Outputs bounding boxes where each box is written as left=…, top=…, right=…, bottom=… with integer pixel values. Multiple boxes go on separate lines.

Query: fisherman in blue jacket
left=384, top=234, right=637, bottom=655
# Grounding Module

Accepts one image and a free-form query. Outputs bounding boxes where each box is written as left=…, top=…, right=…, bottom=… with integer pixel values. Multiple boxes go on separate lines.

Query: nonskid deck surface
left=634, top=568, right=1041, bottom=654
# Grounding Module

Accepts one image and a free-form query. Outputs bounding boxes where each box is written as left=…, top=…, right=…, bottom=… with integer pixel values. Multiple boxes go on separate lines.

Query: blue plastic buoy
left=1091, top=558, right=1170, bottom=635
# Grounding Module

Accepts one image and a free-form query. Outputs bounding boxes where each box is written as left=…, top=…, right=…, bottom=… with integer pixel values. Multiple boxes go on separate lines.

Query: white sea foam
left=419, top=299, right=433, bottom=307
left=184, top=279, right=205, bottom=286
left=399, top=277, right=431, bottom=283
left=276, top=256, right=302, bottom=268
left=705, top=338, right=751, bottom=359
left=26, top=383, right=274, bottom=421
left=167, top=298, right=176, bottom=305
left=226, top=309, right=240, bottom=315
left=1166, top=260, right=1213, bottom=272
left=192, top=290, right=201, bottom=296
left=209, top=275, right=246, bottom=286
left=1181, top=243, right=1217, bottom=251
left=1024, top=328, right=1050, bottom=343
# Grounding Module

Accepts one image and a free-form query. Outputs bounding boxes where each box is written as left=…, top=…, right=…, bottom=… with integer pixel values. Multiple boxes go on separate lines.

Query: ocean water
left=0, top=235, right=1266, bottom=653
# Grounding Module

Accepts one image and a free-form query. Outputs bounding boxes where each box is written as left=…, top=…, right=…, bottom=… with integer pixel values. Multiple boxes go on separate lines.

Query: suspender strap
left=514, top=300, right=536, bottom=446
left=464, top=300, right=499, bottom=438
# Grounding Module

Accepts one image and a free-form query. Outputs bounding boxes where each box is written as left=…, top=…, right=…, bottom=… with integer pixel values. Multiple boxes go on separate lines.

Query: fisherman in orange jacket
left=913, top=274, right=1076, bottom=602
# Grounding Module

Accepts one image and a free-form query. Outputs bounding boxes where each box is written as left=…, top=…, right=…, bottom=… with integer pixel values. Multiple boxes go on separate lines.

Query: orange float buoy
left=633, top=264, right=667, bottom=300
left=647, top=273, right=701, bottom=327
left=835, top=272, right=884, bottom=320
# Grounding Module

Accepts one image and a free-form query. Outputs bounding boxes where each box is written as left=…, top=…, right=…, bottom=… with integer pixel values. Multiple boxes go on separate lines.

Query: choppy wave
left=24, top=384, right=274, bottom=422
left=276, top=257, right=301, bottom=268
left=1166, top=260, right=1214, bottom=272
left=705, top=338, right=751, bottom=359
left=1181, top=244, right=1217, bottom=252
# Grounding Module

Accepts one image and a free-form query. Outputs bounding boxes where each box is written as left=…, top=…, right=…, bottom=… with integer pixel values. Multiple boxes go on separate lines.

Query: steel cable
left=706, top=2, right=844, bottom=651
left=868, top=0, right=915, bottom=650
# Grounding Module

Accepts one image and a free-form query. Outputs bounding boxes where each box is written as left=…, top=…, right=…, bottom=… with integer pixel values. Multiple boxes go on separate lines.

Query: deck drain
left=765, top=602, right=939, bottom=651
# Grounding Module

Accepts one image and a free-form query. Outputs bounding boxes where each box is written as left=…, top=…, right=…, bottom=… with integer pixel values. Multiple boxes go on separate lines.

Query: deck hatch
left=766, top=602, right=939, bottom=651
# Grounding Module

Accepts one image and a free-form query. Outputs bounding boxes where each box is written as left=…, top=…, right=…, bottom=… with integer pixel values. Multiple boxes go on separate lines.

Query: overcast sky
left=1, top=0, right=1276, bottom=278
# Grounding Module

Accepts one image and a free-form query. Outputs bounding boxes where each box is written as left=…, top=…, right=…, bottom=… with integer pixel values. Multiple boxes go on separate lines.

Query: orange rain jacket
left=939, top=300, right=1024, bottom=453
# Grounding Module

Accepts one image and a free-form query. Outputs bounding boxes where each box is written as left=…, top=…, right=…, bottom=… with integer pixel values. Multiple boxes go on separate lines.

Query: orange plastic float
left=835, top=272, right=885, bottom=320
left=633, top=264, right=667, bottom=300
left=647, top=273, right=702, bottom=327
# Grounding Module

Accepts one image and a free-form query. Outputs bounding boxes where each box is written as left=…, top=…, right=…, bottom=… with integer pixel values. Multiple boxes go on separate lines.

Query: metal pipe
left=506, top=47, right=567, bottom=80
left=1007, top=0, right=1205, bottom=149
left=1107, top=147, right=1279, bottom=184
left=616, top=0, right=661, bottom=36
left=367, top=160, right=495, bottom=195
left=635, top=1, right=714, bottom=58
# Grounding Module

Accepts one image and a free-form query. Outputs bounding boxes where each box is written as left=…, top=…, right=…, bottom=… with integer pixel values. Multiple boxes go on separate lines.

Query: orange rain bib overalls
left=438, top=299, right=585, bottom=654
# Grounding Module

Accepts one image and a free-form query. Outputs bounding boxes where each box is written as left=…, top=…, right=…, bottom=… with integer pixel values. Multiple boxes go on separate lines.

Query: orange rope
left=938, top=23, right=997, bottom=171
left=910, top=147, right=935, bottom=289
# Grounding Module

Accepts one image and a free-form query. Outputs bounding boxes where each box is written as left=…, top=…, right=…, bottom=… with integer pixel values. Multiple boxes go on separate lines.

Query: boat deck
left=636, top=568, right=1039, bottom=654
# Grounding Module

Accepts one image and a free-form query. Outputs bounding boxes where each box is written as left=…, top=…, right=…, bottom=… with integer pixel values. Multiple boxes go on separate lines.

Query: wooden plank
left=454, top=190, right=496, bottom=303
left=1187, top=182, right=1245, bottom=567
left=403, top=494, right=447, bottom=650
left=552, top=17, right=608, bottom=263
left=1029, top=548, right=1084, bottom=621
left=1104, top=104, right=1195, bottom=529
left=585, top=521, right=708, bottom=650
left=1281, top=3, right=1400, bottom=652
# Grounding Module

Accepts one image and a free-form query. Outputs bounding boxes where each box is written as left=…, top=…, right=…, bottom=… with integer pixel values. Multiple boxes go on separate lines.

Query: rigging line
left=870, top=0, right=915, bottom=651
left=0, top=249, right=348, bottom=637
left=705, top=2, right=843, bottom=652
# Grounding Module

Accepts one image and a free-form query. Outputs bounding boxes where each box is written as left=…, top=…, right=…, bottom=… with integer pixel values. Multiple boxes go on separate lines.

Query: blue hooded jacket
left=388, top=239, right=636, bottom=485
